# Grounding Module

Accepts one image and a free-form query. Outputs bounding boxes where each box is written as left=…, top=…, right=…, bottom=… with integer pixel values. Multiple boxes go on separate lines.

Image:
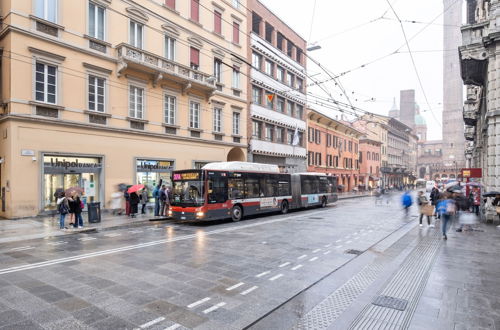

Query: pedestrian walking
left=417, top=191, right=433, bottom=227
left=124, top=190, right=131, bottom=216
left=153, top=180, right=162, bottom=217
left=72, top=194, right=84, bottom=228
left=110, top=188, right=124, bottom=215
left=56, top=192, right=70, bottom=230
left=437, top=193, right=456, bottom=240
left=430, top=185, right=440, bottom=219
left=140, top=186, right=149, bottom=215
left=129, top=191, right=140, bottom=218
left=159, top=185, right=167, bottom=217
left=471, top=187, right=481, bottom=216
left=492, top=194, right=500, bottom=223
left=401, top=190, right=413, bottom=217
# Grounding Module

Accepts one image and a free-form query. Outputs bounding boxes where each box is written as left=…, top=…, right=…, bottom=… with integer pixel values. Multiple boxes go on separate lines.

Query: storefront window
left=43, top=155, right=102, bottom=211
left=136, top=159, right=174, bottom=196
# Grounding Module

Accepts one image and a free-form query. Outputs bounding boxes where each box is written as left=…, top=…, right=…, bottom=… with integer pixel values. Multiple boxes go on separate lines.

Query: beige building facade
left=0, top=0, right=248, bottom=218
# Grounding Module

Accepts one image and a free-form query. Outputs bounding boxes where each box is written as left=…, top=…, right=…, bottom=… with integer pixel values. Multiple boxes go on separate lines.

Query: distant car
left=426, top=180, right=436, bottom=192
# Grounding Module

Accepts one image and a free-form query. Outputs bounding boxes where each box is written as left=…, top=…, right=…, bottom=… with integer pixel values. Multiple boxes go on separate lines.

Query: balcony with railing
left=116, top=43, right=216, bottom=96
left=464, top=126, right=476, bottom=141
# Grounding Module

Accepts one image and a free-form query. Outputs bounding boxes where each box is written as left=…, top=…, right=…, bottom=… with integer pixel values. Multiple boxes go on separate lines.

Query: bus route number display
left=173, top=172, right=200, bottom=180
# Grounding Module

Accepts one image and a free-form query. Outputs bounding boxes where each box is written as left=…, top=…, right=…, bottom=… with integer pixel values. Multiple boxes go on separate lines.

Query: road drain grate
left=345, top=249, right=364, bottom=255
left=372, top=295, right=408, bottom=311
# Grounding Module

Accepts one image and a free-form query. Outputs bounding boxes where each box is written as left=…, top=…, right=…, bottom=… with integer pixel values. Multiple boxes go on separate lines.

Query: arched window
left=376, top=166, right=379, bottom=174
left=367, top=152, right=371, bottom=160
left=370, top=166, right=373, bottom=174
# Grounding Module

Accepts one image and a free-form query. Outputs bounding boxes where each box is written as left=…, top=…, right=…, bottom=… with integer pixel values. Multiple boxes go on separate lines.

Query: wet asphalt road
left=0, top=195, right=413, bottom=329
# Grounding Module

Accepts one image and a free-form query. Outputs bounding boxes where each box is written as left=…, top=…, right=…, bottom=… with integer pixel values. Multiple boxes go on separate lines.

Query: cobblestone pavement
left=0, top=194, right=497, bottom=329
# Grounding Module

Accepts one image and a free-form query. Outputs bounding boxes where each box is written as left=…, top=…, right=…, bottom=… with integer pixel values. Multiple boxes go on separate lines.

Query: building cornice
left=0, top=114, right=246, bottom=148
left=0, top=25, right=118, bottom=63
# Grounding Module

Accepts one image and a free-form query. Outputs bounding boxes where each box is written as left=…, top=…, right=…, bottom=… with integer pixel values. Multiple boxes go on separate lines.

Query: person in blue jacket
left=401, top=190, right=413, bottom=217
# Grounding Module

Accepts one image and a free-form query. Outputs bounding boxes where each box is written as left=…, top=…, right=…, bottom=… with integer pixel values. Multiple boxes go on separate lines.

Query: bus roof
left=202, top=162, right=280, bottom=173
left=295, top=172, right=328, bottom=176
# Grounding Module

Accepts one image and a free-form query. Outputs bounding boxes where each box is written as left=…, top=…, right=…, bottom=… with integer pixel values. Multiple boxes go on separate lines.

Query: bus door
left=207, top=171, right=229, bottom=218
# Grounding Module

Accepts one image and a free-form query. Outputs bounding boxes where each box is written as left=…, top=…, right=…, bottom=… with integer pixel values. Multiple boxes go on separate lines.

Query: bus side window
left=228, top=178, right=244, bottom=200
left=208, top=177, right=227, bottom=203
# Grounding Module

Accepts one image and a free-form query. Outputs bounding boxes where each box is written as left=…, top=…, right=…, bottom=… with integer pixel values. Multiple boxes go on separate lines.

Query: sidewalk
left=0, top=212, right=166, bottom=244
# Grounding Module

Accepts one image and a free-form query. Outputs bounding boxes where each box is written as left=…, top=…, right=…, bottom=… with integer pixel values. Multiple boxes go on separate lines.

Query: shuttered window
left=233, top=22, right=240, bottom=44
left=214, top=11, right=222, bottom=34
left=190, top=47, right=200, bottom=70
left=191, top=0, right=199, bottom=22
left=165, top=0, right=175, bottom=9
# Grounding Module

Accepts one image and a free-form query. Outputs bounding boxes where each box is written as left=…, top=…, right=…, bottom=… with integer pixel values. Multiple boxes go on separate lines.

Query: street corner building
left=246, top=0, right=307, bottom=173
left=0, top=0, right=249, bottom=219
left=459, top=0, right=500, bottom=193
left=306, top=108, right=364, bottom=193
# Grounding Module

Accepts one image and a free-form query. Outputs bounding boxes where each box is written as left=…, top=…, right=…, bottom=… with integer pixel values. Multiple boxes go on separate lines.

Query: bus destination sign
left=173, top=172, right=200, bottom=180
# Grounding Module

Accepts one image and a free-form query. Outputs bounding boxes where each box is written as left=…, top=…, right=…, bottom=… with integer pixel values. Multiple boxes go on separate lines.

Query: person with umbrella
left=128, top=184, right=144, bottom=218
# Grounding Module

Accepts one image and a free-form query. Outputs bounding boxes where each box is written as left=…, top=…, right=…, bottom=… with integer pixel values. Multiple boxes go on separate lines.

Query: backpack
left=58, top=200, right=69, bottom=215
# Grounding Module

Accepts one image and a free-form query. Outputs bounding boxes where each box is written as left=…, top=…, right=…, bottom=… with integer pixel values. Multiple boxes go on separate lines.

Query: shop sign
left=44, top=156, right=101, bottom=169
left=21, top=150, right=35, bottom=156
left=461, top=168, right=482, bottom=178
left=136, top=159, right=173, bottom=171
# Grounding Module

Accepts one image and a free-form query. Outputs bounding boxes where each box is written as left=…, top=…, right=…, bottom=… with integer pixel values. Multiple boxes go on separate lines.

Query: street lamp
left=307, top=44, right=322, bottom=52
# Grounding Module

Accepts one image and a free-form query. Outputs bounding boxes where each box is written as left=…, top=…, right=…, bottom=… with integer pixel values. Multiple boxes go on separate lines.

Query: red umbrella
left=127, top=184, right=144, bottom=193
left=65, top=187, right=84, bottom=197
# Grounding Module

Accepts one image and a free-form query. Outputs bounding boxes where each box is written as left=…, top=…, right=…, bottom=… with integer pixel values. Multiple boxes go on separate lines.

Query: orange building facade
left=359, top=138, right=382, bottom=189
left=307, top=109, right=363, bottom=192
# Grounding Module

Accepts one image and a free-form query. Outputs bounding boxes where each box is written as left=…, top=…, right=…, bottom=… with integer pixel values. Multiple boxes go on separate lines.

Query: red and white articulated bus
left=168, top=162, right=338, bottom=222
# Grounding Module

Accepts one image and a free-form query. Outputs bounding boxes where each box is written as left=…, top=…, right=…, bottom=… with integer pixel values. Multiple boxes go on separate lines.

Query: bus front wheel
left=281, top=200, right=289, bottom=214
left=231, top=205, right=243, bottom=222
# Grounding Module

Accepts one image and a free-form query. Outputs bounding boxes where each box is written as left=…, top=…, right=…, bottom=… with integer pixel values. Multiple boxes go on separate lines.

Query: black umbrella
left=483, top=191, right=500, bottom=197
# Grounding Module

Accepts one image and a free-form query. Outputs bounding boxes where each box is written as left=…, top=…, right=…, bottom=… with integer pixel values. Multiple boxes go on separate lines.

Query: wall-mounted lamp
left=32, top=157, right=37, bottom=162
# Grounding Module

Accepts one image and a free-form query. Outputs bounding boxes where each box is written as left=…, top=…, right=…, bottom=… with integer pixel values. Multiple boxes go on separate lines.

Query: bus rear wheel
left=321, top=197, right=327, bottom=208
left=281, top=200, right=289, bottom=214
left=231, top=205, right=243, bottom=222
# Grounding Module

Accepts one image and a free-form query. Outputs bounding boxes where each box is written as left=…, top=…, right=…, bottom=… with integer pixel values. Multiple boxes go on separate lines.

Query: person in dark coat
left=72, top=194, right=84, bottom=228
left=430, top=186, right=440, bottom=218
left=129, top=191, right=140, bottom=218
left=124, top=190, right=131, bottom=216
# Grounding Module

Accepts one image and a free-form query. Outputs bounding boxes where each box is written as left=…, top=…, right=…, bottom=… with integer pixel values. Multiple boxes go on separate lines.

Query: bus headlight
left=168, top=209, right=173, bottom=216
left=196, top=211, right=205, bottom=217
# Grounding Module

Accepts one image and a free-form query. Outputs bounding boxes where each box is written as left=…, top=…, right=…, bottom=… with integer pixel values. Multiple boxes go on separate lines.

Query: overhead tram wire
left=385, top=0, right=442, bottom=127
left=295, top=0, right=463, bottom=92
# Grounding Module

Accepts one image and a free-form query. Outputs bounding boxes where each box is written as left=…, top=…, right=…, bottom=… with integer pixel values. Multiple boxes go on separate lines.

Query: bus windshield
left=171, top=171, right=204, bottom=207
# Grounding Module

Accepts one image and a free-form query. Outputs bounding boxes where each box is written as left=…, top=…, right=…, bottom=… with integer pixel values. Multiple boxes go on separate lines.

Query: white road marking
left=291, top=264, right=303, bottom=271
left=187, top=297, right=211, bottom=308
left=226, top=282, right=244, bottom=291
left=104, top=233, right=122, bottom=238
left=346, top=240, right=352, bottom=244
left=47, top=241, right=67, bottom=246
left=336, top=245, right=343, bottom=249
left=78, top=237, right=96, bottom=241
left=324, top=244, right=332, bottom=248
left=147, top=227, right=163, bottom=231
left=128, top=230, right=143, bottom=234
left=335, top=240, right=342, bottom=243
left=323, top=250, right=331, bottom=255
left=312, top=249, right=321, bottom=253
left=279, top=262, right=291, bottom=268
left=9, top=246, right=34, bottom=252
left=164, top=324, right=181, bottom=330
left=203, top=302, right=226, bottom=314
left=137, top=317, right=165, bottom=329
left=0, top=212, right=328, bottom=275
left=345, top=236, right=351, bottom=239
left=256, top=271, right=271, bottom=278
left=297, top=255, right=307, bottom=260
left=354, top=237, right=360, bottom=240
left=269, top=274, right=283, bottom=281
left=261, top=241, right=267, bottom=244
left=309, top=257, right=318, bottom=262
left=241, top=286, right=258, bottom=295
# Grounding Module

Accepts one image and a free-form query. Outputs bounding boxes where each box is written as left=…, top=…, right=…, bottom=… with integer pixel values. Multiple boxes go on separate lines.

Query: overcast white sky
left=260, top=0, right=463, bottom=140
